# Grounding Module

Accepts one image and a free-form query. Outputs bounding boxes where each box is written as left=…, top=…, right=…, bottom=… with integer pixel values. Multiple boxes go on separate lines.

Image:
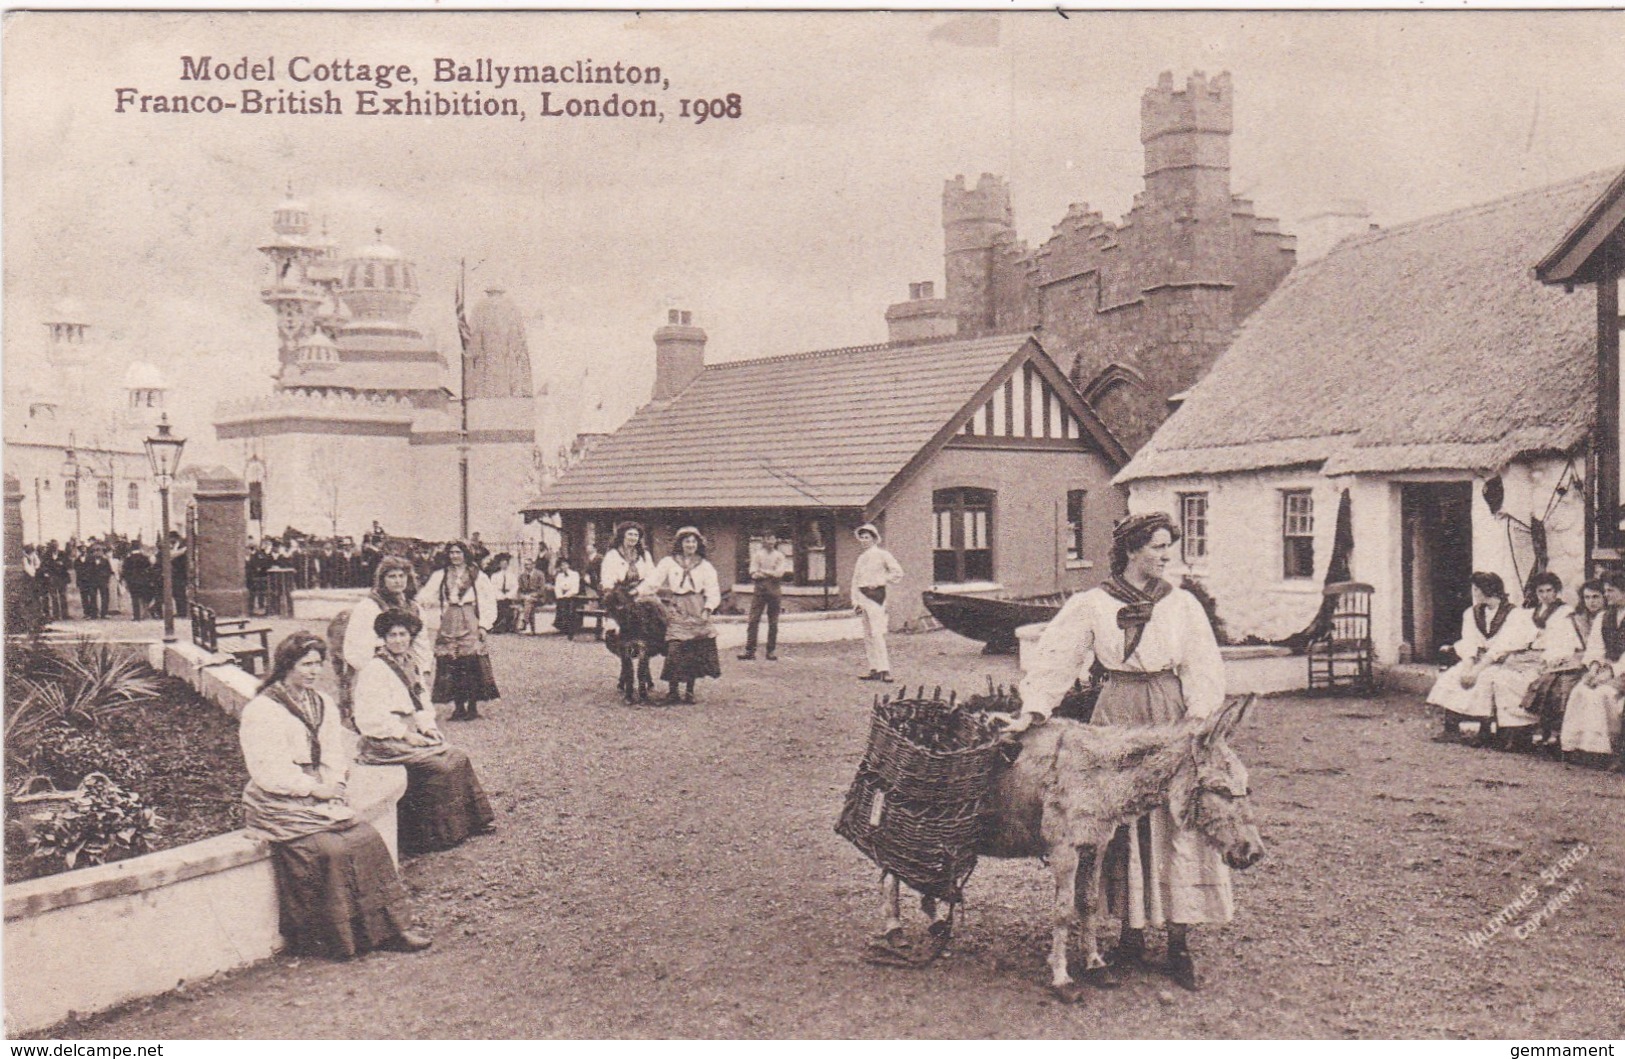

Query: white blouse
left=599, top=548, right=656, bottom=590
left=238, top=690, right=351, bottom=799
left=352, top=655, right=439, bottom=743
left=1018, top=585, right=1225, bottom=721
left=639, top=556, right=722, bottom=610
left=420, top=568, right=498, bottom=633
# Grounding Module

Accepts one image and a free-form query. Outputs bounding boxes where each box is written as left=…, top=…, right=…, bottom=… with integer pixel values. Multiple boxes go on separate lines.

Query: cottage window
left=128, top=482, right=141, bottom=510
left=1065, top=489, right=1087, bottom=562
left=798, top=516, right=834, bottom=586
left=96, top=481, right=113, bottom=510
left=1282, top=490, right=1315, bottom=579
left=1180, top=493, right=1208, bottom=563
left=64, top=479, right=78, bottom=510
left=933, top=488, right=994, bottom=583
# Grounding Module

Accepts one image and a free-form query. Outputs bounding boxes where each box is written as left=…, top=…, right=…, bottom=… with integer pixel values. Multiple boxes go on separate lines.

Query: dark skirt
left=269, top=820, right=413, bottom=959
left=1522, top=670, right=1581, bottom=730
left=399, top=747, right=497, bottom=854
left=431, top=653, right=500, bottom=703
left=661, top=636, right=721, bottom=683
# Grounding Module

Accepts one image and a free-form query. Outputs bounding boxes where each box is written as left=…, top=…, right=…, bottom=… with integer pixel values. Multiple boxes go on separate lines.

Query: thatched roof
left=1118, top=168, right=1621, bottom=483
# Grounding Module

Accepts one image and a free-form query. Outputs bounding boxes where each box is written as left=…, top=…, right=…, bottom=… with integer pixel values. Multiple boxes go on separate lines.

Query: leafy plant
left=3, top=638, right=162, bottom=769
left=27, top=725, right=150, bottom=792
left=27, top=773, right=161, bottom=871
left=1180, top=575, right=1229, bottom=646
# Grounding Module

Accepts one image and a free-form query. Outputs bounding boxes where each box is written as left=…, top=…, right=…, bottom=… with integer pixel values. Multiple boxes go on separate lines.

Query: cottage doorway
left=1400, top=482, right=1474, bottom=663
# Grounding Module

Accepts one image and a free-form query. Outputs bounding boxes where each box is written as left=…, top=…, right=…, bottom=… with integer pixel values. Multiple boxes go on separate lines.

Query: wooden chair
left=190, top=602, right=273, bottom=675
left=1307, top=581, right=1375, bottom=693
left=577, top=604, right=608, bottom=641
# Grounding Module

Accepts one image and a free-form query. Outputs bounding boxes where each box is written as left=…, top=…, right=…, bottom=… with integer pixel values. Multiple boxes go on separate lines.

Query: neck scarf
left=1532, top=601, right=1558, bottom=630
left=1474, top=602, right=1511, bottom=640
left=375, top=646, right=425, bottom=713
left=674, top=554, right=702, bottom=592
left=370, top=588, right=416, bottom=615
left=1100, top=573, right=1173, bottom=662
left=1574, top=608, right=1599, bottom=644
left=441, top=565, right=472, bottom=603
left=264, top=683, right=324, bottom=770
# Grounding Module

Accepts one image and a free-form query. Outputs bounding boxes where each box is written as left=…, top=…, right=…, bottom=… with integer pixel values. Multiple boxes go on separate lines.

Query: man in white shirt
left=489, top=554, right=521, bottom=634
left=851, top=522, right=904, bottom=682
left=739, top=528, right=793, bottom=661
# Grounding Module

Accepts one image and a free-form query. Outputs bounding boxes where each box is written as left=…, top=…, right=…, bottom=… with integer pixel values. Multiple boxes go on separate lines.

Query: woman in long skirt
left=640, top=526, right=722, bottom=704
left=1561, top=571, right=1625, bottom=765
left=1004, top=512, right=1229, bottom=992
left=352, top=609, right=496, bottom=853
left=1520, top=577, right=1599, bottom=751
left=239, top=632, right=431, bottom=959
left=1426, top=572, right=1516, bottom=743
left=421, top=541, right=500, bottom=721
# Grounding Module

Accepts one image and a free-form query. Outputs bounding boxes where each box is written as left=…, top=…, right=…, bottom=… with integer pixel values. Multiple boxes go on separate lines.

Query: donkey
left=872, top=694, right=1264, bottom=1001
left=601, top=580, right=666, bottom=704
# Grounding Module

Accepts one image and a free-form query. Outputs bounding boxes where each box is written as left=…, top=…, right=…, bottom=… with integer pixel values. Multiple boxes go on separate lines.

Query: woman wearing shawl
left=1515, top=574, right=1596, bottom=752
left=1560, top=571, right=1625, bottom=764
left=352, top=609, right=495, bottom=853
left=1467, top=572, right=1571, bottom=750
left=598, top=522, right=657, bottom=636
left=1000, top=512, right=1228, bottom=993
left=238, top=632, right=431, bottom=959
left=420, top=541, right=500, bottom=721
left=340, top=556, right=432, bottom=707
left=639, top=526, right=722, bottom=704
left=1426, top=571, right=1515, bottom=741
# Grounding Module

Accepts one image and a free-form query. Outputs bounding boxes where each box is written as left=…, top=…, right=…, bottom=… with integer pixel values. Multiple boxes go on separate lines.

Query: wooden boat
left=921, top=590, right=1069, bottom=654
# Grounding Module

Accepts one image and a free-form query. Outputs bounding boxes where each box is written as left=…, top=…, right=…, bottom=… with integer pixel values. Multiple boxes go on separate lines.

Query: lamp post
left=144, top=414, right=186, bottom=642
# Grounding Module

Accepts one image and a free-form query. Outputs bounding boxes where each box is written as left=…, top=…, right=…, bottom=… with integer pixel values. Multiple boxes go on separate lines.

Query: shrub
left=3, top=638, right=161, bottom=770
left=27, top=773, right=160, bottom=871
left=27, top=725, right=150, bottom=792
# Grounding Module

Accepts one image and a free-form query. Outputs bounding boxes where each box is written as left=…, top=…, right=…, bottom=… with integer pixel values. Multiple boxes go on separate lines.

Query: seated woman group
left=1427, top=570, right=1623, bottom=765
left=240, top=625, right=495, bottom=960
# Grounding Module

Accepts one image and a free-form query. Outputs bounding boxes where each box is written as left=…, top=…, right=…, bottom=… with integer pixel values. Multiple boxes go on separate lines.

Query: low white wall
left=3, top=640, right=406, bottom=1036
left=291, top=588, right=369, bottom=621
left=711, top=611, right=864, bottom=650
left=1015, top=623, right=1304, bottom=696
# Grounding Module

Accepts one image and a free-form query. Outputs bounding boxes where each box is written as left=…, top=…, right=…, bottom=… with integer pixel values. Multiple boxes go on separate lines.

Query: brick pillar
left=4, top=473, right=38, bottom=632
left=194, top=474, right=249, bottom=617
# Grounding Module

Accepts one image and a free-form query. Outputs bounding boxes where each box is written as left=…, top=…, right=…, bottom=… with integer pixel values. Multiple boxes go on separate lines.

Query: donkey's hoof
left=1048, top=980, right=1089, bottom=1004
left=863, top=931, right=914, bottom=968
left=1081, top=962, right=1124, bottom=989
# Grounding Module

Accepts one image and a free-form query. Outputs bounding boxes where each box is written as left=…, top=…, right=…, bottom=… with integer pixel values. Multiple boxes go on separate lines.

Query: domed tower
left=259, top=189, right=326, bottom=373
left=339, top=232, right=420, bottom=323
left=43, top=296, right=95, bottom=401
left=462, top=286, right=539, bottom=544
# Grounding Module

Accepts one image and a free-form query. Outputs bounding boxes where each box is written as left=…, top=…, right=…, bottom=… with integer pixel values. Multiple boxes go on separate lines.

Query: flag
left=455, top=259, right=473, bottom=356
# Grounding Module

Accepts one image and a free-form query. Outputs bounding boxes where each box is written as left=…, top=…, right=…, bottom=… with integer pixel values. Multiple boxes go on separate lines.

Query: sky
left=4, top=10, right=1624, bottom=471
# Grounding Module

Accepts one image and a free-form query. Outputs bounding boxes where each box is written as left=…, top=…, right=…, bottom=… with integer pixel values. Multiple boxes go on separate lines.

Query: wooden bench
left=190, top=603, right=273, bottom=675
left=577, top=605, right=607, bottom=641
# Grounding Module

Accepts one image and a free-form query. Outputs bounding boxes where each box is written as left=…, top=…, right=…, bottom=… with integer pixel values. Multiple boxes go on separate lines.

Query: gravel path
left=59, top=630, right=1625, bottom=1038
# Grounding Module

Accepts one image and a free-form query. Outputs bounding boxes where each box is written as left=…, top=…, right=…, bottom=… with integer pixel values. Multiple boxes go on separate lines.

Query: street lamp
left=144, top=414, right=186, bottom=643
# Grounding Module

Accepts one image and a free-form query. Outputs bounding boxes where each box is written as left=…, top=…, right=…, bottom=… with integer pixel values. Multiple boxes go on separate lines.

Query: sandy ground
left=49, top=629, right=1625, bottom=1039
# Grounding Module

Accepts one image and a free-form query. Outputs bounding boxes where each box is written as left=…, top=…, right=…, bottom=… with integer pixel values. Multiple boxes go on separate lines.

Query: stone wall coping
left=711, top=608, right=856, bottom=624
left=290, top=588, right=371, bottom=602
left=3, top=766, right=405, bottom=922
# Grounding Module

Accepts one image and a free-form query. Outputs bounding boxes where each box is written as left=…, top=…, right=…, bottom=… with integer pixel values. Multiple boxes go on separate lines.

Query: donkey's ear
left=1199, top=694, right=1252, bottom=746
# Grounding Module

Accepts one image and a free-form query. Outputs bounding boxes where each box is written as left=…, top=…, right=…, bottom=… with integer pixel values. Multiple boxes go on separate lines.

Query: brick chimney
left=652, top=309, right=706, bottom=402
left=884, top=281, right=958, bottom=344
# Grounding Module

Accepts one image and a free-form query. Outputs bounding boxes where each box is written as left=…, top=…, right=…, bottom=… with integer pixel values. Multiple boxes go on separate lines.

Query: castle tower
left=43, top=297, right=94, bottom=402
left=259, top=191, right=326, bottom=372
left=943, top=174, right=1021, bottom=336
left=1139, top=70, right=1236, bottom=285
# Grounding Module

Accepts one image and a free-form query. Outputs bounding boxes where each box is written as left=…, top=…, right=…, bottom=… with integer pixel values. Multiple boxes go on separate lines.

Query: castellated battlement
left=1140, top=70, right=1233, bottom=142
left=943, top=173, right=1014, bottom=229
left=214, top=390, right=417, bottom=424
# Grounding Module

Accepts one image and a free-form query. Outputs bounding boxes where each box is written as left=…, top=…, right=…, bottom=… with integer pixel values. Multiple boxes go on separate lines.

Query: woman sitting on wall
left=1560, top=571, right=1625, bottom=767
left=239, top=632, right=431, bottom=959
left=339, top=556, right=431, bottom=720
left=1426, top=571, right=1515, bottom=745
left=1470, top=572, right=1573, bottom=751
left=1520, top=576, right=1599, bottom=753
left=352, top=609, right=496, bottom=853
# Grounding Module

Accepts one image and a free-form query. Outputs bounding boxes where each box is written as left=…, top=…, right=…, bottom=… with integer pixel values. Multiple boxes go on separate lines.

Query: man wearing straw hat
left=851, top=522, right=904, bottom=683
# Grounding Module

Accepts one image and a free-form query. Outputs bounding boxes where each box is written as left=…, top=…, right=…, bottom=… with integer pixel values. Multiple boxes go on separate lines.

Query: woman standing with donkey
left=1000, top=511, right=1230, bottom=992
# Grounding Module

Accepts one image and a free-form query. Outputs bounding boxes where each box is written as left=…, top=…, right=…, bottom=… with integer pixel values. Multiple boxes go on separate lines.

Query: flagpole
left=458, top=258, right=471, bottom=540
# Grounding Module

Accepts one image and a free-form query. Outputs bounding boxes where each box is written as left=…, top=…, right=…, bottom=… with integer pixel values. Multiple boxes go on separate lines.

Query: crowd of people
left=1427, top=569, right=1625, bottom=770
left=19, top=533, right=188, bottom=622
